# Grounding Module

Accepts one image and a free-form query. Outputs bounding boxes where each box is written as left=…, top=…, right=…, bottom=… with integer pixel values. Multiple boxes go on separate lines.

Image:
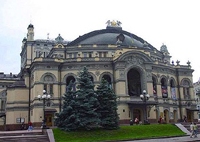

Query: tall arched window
left=102, top=74, right=112, bottom=88
left=182, top=80, right=190, bottom=99
left=66, top=76, right=76, bottom=91
left=161, top=77, right=168, bottom=98
left=43, top=75, right=54, bottom=95
left=127, top=69, right=141, bottom=96
left=152, top=76, right=157, bottom=95
left=90, top=76, right=94, bottom=83
left=170, top=78, right=176, bottom=100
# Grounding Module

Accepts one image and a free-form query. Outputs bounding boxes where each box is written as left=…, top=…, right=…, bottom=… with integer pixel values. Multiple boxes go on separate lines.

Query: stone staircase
left=0, top=129, right=51, bottom=142
left=181, top=122, right=200, bottom=134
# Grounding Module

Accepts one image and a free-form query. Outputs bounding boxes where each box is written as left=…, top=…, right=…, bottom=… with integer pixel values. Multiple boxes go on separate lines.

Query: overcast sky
left=0, top=0, right=200, bottom=82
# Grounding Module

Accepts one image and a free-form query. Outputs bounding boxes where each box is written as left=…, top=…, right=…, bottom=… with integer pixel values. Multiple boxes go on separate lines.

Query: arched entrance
left=127, top=69, right=141, bottom=96
left=164, top=109, right=169, bottom=123
left=186, top=109, right=193, bottom=122
left=133, top=109, right=141, bottom=122
left=173, top=110, right=178, bottom=123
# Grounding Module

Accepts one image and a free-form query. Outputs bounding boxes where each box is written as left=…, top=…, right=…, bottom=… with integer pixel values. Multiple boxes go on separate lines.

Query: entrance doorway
left=45, top=113, right=53, bottom=127
left=164, top=109, right=169, bottom=123
left=133, top=109, right=141, bottom=122
left=173, top=110, right=178, bottom=123
left=186, top=110, right=193, bottom=122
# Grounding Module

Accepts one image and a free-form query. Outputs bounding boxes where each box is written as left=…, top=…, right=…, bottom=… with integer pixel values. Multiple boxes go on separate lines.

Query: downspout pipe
left=28, top=68, right=31, bottom=122
left=59, top=64, right=63, bottom=112
left=176, top=69, right=182, bottom=122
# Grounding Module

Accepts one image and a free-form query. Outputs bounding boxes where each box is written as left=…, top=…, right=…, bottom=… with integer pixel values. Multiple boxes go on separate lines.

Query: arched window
left=90, top=76, right=94, bottom=83
left=161, top=77, right=168, bottom=98
left=127, top=69, right=141, bottom=96
left=170, top=78, right=176, bottom=100
left=66, top=76, right=76, bottom=91
left=102, top=74, right=112, bottom=88
left=152, top=76, right=157, bottom=95
left=43, top=75, right=54, bottom=95
left=182, top=80, right=190, bottom=99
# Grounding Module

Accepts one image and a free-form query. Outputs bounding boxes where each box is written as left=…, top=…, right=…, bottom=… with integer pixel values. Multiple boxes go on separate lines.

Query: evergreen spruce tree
left=75, top=66, right=100, bottom=130
left=96, top=78, right=119, bottom=129
left=55, top=80, right=79, bottom=131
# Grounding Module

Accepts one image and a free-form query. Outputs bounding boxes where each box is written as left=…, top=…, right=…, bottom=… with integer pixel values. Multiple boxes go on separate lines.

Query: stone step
left=0, top=135, right=49, bottom=142
left=181, top=123, right=200, bottom=134
left=0, top=130, right=43, bottom=136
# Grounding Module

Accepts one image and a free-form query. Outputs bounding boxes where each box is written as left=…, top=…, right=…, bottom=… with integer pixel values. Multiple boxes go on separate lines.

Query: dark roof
left=27, top=24, right=34, bottom=29
left=0, top=72, right=18, bottom=79
left=67, top=28, right=157, bottom=50
left=8, top=80, right=26, bottom=88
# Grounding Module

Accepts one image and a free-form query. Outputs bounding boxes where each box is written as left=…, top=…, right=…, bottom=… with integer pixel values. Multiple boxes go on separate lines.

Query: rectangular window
left=1, top=100, right=4, bottom=111
left=50, top=84, right=53, bottom=94
left=36, top=51, right=40, bottom=57
left=89, top=52, right=92, bottom=58
left=103, top=52, right=107, bottom=57
left=44, top=84, right=53, bottom=95
left=44, top=52, right=46, bottom=57
left=43, top=52, right=49, bottom=58
left=98, top=52, right=107, bottom=57
left=69, top=53, right=72, bottom=58
left=44, top=84, right=47, bottom=92
left=83, top=52, right=87, bottom=57
left=183, top=87, right=190, bottom=99
left=74, top=53, right=77, bottom=58
left=99, top=52, right=102, bottom=57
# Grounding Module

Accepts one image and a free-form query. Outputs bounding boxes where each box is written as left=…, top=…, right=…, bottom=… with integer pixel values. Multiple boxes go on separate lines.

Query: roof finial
left=106, top=20, right=122, bottom=30
left=30, top=15, right=32, bottom=24
left=47, top=33, right=49, bottom=40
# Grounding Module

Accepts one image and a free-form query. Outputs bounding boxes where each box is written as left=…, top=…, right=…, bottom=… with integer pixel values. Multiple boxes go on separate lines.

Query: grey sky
left=0, top=0, right=200, bottom=82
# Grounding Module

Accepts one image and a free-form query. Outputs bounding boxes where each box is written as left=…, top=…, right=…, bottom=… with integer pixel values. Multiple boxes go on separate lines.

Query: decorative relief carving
left=124, top=56, right=144, bottom=65
left=95, top=70, right=100, bottom=76
left=95, top=65, right=100, bottom=70
left=146, top=72, right=152, bottom=81
left=119, top=70, right=125, bottom=78
left=115, top=62, right=125, bottom=68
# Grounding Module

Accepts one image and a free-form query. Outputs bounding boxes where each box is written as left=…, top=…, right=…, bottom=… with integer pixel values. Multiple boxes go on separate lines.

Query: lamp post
left=140, top=90, right=150, bottom=124
left=198, top=105, right=200, bottom=122
left=37, top=90, right=51, bottom=129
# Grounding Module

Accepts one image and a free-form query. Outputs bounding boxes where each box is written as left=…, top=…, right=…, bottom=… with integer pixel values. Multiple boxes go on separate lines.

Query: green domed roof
left=68, top=27, right=156, bottom=50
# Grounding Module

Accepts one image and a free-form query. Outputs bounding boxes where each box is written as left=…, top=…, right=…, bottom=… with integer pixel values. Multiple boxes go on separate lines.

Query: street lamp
left=37, top=90, right=51, bottom=129
left=197, top=105, right=200, bottom=122
left=140, top=90, right=150, bottom=124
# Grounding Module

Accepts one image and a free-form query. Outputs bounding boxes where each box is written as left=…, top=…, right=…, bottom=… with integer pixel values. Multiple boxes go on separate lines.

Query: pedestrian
left=21, top=122, right=25, bottom=130
left=193, top=123, right=198, bottom=138
left=183, top=115, right=187, bottom=122
left=130, top=119, right=133, bottom=126
left=190, top=122, right=194, bottom=138
left=134, top=117, right=139, bottom=125
left=158, top=116, right=163, bottom=124
left=27, top=121, right=33, bottom=131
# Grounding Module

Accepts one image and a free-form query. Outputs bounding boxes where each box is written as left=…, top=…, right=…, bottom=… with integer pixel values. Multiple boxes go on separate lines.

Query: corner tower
left=27, top=24, right=34, bottom=41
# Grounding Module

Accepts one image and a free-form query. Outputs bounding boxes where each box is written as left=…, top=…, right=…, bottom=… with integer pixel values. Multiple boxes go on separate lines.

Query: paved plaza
left=122, top=134, right=200, bottom=142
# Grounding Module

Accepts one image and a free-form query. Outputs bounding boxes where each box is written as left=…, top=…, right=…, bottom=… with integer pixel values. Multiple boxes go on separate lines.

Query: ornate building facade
left=0, top=21, right=198, bottom=130
left=193, top=81, right=200, bottom=121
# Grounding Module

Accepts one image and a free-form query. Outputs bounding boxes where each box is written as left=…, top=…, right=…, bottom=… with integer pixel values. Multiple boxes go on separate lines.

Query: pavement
left=122, top=135, right=200, bottom=142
